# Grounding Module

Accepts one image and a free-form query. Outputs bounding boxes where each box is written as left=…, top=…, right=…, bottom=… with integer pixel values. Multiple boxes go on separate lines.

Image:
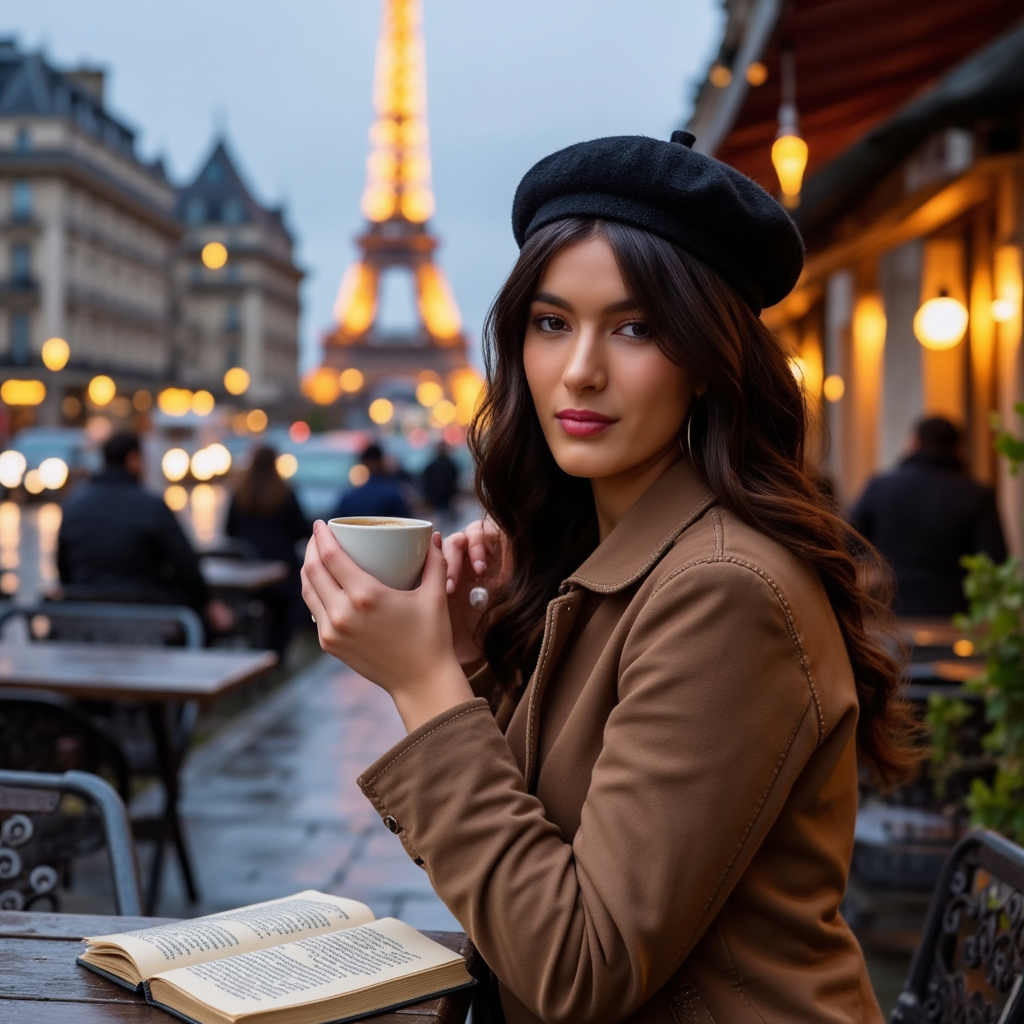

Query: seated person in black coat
left=57, top=432, right=232, bottom=632
left=851, top=416, right=1007, bottom=616
left=332, top=443, right=412, bottom=520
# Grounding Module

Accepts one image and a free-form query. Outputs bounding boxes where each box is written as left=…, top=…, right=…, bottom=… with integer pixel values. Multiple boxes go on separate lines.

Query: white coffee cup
left=327, top=516, right=433, bottom=590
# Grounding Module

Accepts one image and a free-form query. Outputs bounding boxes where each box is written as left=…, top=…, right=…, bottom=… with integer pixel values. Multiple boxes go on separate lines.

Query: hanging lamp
left=771, top=48, right=807, bottom=209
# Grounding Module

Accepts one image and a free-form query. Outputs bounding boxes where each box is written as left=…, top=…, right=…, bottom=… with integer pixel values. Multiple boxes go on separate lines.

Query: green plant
left=927, top=402, right=1024, bottom=842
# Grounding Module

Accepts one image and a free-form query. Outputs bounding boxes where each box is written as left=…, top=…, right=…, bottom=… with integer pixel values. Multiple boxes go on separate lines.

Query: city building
left=0, top=38, right=301, bottom=431
left=315, top=0, right=481, bottom=436
left=688, top=0, right=1024, bottom=548
left=176, top=139, right=302, bottom=403
left=0, top=38, right=180, bottom=428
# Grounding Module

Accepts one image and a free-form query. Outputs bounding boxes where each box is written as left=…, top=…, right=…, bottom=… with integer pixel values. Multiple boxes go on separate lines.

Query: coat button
left=382, top=815, right=400, bottom=833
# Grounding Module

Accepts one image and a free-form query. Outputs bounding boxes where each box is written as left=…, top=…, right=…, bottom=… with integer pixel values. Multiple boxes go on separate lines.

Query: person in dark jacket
left=851, top=416, right=1007, bottom=615
left=420, top=441, right=460, bottom=523
left=57, top=431, right=232, bottom=631
left=332, top=443, right=412, bottom=519
left=226, top=445, right=310, bottom=654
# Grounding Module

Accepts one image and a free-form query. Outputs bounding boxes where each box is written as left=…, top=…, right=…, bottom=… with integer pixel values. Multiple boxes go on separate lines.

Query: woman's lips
left=556, top=410, right=616, bottom=437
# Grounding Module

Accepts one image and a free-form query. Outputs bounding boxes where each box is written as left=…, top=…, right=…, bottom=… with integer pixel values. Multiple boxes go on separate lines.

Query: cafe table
left=0, top=643, right=277, bottom=914
left=0, top=909, right=474, bottom=1023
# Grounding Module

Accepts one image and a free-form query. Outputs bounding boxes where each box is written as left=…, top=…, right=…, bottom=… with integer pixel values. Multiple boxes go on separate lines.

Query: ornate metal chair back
left=891, top=830, right=1024, bottom=1023
left=0, top=769, right=141, bottom=916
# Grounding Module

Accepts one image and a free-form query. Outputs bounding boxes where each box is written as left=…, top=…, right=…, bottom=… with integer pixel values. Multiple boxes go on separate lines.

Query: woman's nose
left=562, top=330, right=607, bottom=393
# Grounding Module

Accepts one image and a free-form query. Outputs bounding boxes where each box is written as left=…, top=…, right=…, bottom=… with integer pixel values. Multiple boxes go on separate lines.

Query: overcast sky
left=15, top=1, right=723, bottom=371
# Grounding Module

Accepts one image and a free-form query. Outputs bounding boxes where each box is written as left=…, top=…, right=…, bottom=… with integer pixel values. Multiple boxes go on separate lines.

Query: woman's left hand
left=301, top=521, right=474, bottom=733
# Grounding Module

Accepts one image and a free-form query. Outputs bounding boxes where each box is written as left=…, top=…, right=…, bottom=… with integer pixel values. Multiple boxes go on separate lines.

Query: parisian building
left=0, top=38, right=300, bottom=430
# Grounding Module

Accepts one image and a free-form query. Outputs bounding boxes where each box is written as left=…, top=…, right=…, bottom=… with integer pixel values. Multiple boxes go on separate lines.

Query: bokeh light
left=1, top=380, right=46, bottom=406
left=201, top=241, right=228, bottom=269
left=158, top=388, right=193, bottom=416
left=164, top=485, right=188, bottom=511
left=415, top=380, right=444, bottom=407
left=206, top=443, right=232, bottom=475
left=349, top=463, right=371, bottom=486
left=0, top=450, right=27, bottom=489
left=41, top=336, right=70, bottom=371
left=276, top=453, right=298, bottom=478
left=191, top=390, right=215, bottom=416
left=87, top=375, right=116, bottom=407
left=289, top=421, right=311, bottom=443
left=38, top=457, right=68, bottom=490
left=133, top=389, right=153, bottom=412
left=246, top=409, right=268, bottom=433
left=190, top=448, right=215, bottom=481
left=368, top=398, right=394, bottom=424
left=162, top=448, right=190, bottom=482
left=224, top=367, right=250, bottom=395
left=823, top=375, right=846, bottom=403
left=23, top=469, right=43, bottom=495
left=339, top=368, right=364, bottom=393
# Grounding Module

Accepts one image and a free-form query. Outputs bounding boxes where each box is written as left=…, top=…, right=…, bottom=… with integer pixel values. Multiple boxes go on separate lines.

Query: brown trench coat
left=358, top=459, right=884, bottom=1023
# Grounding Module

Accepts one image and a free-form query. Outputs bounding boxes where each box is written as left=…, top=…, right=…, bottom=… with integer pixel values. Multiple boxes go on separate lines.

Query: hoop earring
left=686, top=413, right=694, bottom=456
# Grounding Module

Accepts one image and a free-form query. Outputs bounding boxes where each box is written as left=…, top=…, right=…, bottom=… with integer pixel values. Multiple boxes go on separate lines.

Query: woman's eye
left=618, top=321, right=650, bottom=339
left=534, top=315, right=568, bottom=333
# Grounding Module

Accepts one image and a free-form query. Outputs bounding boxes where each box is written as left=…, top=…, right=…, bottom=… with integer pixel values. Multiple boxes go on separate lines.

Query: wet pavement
left=143, top=654, right=460, bottom=931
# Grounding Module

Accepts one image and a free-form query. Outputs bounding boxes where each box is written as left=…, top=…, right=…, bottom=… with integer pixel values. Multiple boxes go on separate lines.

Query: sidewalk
left=139, top=654, right=461, bottom=931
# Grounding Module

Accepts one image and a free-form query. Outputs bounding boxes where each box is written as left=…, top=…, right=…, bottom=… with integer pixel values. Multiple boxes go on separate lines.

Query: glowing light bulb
left=914, top=296, right=969, bottom=351
left=772, top=133, right=808, bottom=207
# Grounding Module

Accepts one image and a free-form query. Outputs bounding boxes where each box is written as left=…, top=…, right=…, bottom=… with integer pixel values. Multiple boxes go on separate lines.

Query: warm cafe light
left=191, top=390, right=215, bottom=416
left=772, top=133, right=808, bottom=207
left=223, top=367, right=250, bottom=396
left=246, top=409, right=268, bottom=433
left=0, top=450, right=27, bottom=488
left=0, top=380, right=46, bottom=406
left=368, top=398, right=394, bottom=425
left=162, top=448, right=190, bottom=482
left=339, top=368, right=364, bottom=394
left=158, top=388, right=193, bottom=417
left=41, top=337, right=70, bottom=371
left=823, top=375, right=845, bottom=403
left=87, top=375, right=116, bottom=407
left=276, top=453, right=298, bottom=479
left=415, top=380, right=444, bottom=407
left=38, top=457, right=68, bottom=490
left=201, top=242, right=228, bottom=270
left=914, top=295, right=969, bottom=351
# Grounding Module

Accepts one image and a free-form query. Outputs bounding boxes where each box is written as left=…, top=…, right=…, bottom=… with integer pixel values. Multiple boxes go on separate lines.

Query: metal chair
left=0, top=600, right=204, bottom=649
left=0, top=768, right=142, bottom=915
left=891, top=830, right=1024, bottom=1023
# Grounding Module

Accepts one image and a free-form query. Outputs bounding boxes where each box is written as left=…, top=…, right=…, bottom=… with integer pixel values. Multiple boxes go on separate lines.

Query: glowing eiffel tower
left=317, top=0, right=476, bottom=421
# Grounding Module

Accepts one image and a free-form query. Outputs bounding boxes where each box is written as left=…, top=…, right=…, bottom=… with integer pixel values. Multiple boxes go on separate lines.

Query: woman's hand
left=301, top=521, right=473, bottom=733
left=442, top=518, right=510, bottom=670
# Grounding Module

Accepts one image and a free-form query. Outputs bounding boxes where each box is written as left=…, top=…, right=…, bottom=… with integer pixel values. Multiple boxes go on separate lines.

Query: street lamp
left=41, top=337, right=70, bottom=371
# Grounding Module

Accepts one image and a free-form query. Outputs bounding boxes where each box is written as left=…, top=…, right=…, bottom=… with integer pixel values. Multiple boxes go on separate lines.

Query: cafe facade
left=688, top=1, right=1024, bottom=550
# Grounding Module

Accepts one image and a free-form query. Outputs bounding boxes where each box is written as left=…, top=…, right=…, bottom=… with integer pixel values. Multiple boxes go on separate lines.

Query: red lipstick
left=555, top=409, right=616, bottom=437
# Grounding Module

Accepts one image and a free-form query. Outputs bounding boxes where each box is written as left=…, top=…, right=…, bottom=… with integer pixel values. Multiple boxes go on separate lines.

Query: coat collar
left=562, top=458, right=716, bottom=595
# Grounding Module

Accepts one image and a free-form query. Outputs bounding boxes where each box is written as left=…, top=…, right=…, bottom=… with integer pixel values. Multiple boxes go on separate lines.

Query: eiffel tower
left=317, top=0, right=473, bottom=416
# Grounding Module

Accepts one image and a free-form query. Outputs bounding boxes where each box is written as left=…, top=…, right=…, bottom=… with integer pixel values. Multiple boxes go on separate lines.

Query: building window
left=222, top=198, right=244, bottom=223
left=225, top=303, right=241, bottom=331
left=15, top=127, right=30, bottom=152
left=10, top=312, right=30, bottom=365
left=11, top=243, right=31, bottom=284
left=185, top=197, right=206, bottom=224
left=11, top=181, right=31, bottom=221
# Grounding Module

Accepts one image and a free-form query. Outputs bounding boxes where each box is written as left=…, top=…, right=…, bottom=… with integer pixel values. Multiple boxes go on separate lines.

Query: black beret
left=512, top=131, right=805, bottom=313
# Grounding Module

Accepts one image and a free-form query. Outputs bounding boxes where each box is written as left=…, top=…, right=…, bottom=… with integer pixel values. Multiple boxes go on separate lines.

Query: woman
left=227, top=445, right=309, bottom=654
left=301, top=133, right=920, bottom=1023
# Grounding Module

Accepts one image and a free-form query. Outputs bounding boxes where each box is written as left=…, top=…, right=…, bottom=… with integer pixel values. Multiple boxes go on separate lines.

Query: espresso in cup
left=327, top=516, right=432, bottom=590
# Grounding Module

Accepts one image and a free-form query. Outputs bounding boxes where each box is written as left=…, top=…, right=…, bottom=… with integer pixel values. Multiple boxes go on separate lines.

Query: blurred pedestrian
left=332, top=443, right=412, bottom=519
left=226, top=446, right=310, bottom=655
left=420, top=441, right=460, bottom=528
left=851, top=416, right=1007, bottom=616
left=57, top=431, right=233, bottom=634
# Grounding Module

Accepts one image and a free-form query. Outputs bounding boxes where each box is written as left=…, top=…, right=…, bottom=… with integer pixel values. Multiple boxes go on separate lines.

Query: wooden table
left=200, top=557, right=289, bottom=593
left=0, top=910, right=474, bottom=1023
left=0, top=643, right=277, bottom=913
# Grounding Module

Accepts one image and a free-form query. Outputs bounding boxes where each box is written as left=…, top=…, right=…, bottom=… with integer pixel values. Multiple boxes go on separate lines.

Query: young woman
left=301, top=133, right=920, bottom=1023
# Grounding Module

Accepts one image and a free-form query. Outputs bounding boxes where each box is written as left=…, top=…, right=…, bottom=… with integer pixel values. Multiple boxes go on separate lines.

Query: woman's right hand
left=442, top=518, right=509, bottom=669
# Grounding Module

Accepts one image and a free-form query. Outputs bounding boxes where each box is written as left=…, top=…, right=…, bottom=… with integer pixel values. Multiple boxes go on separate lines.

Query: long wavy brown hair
left=468, top=217, right=921, bottom=789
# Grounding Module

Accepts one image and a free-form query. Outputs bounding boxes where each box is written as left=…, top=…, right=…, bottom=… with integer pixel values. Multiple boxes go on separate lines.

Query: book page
left=149, top=917, right=466, bottom=1016
left=86, top=891, right=374, bottom=979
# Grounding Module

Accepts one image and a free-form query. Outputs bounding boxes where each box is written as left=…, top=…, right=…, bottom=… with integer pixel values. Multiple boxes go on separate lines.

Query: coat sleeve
left=358, top=560, right=821, bottom=1023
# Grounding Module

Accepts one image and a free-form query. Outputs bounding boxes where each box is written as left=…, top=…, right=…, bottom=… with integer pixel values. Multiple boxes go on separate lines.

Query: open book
left=77, top=890, right=474, bottom=1024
